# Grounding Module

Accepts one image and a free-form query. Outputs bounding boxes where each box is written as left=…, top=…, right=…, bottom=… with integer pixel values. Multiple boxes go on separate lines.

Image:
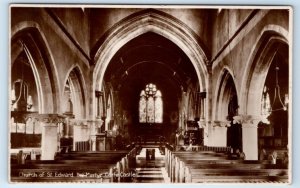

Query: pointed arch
left=240, top=25, right=289, bottom=116
left=11, top=22, right=60, bottom=113
left=63, top=65, right=87, bottom=118
left=214, top=68, right=238, bottom=121
left=92, top=9, right=209, bottom=118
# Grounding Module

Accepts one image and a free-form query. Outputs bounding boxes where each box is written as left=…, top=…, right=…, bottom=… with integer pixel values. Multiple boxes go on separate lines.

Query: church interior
left=9, top=6, right=291, bottom=183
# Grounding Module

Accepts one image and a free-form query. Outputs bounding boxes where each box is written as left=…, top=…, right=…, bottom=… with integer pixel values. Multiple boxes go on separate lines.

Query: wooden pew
left=165, top=147, right=289, bottom=183
left=178, top=159, right=287, bottom=183
left=166, top=150, right=232, bottom=182
left=168, top=152, right=229, bottom=182
left=164, top=144, right=231, bottom=176
left=11, top=147, right=137, bottom=183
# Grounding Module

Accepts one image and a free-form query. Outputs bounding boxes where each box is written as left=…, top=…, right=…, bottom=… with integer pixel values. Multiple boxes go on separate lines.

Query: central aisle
left=133, top=148, right=170, bottom=183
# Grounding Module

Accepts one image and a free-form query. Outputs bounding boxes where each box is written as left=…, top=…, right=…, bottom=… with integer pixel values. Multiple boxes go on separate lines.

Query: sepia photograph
left=9, top=4, right=292, bottom=184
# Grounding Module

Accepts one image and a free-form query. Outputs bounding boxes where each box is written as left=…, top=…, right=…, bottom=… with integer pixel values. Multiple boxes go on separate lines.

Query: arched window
left=139, top=83, right=163, bottom=123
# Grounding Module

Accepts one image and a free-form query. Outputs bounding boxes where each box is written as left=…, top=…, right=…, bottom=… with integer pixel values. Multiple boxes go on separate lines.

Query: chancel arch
left=92, top=9, right=209, bottom=120
left=99, top=27, right=203, bottom=142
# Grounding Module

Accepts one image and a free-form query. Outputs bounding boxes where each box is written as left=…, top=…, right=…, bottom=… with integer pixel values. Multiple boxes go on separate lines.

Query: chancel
left=9, top=5, right=291, bottom=183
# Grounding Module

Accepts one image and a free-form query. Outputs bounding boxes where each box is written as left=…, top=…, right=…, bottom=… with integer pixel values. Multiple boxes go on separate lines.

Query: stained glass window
left=139, top=83, right=163, bottom=123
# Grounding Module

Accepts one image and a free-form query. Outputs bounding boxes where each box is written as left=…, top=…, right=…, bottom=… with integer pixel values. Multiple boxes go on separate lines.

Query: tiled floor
left=133, top=148, right=170, bottom=183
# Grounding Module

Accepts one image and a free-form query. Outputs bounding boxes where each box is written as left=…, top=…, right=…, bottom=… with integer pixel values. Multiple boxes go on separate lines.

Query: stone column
left=39, top=114, right=65, bottom=160
left=209, top=120, right=231, bottom=146
left=233, top=115, right=261, bottom=160
left=42, top=124, right=58, bottom=160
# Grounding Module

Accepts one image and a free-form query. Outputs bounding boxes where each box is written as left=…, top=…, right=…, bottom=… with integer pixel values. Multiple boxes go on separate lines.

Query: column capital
left=213, top=120, right=231, bottom=128
left=19, top=113, right=66, bottom=124
left=233, top=114, right=262, bottom=127
left=40, top=114, right=66, bottom=124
